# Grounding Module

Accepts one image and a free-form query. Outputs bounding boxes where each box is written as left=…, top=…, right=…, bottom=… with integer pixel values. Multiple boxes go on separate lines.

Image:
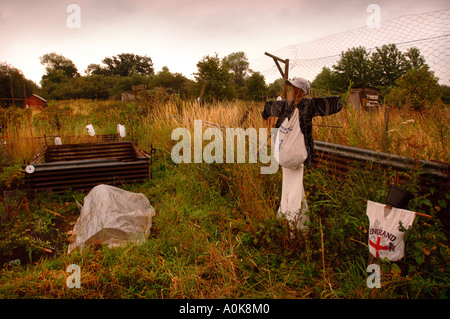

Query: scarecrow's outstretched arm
left=309, top=96, right=343, bottom=117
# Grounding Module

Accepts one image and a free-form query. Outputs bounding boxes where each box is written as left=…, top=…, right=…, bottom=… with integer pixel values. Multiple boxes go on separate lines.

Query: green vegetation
left=0, top=148, right=448, bottom=298
left=0, top=63, right=39, bottom=107
left=312, top=44, right=442, bottom=111
left=0, top=99, right=448, bottom=299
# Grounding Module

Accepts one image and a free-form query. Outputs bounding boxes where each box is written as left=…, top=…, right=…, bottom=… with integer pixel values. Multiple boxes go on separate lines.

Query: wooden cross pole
left=263, top=52, right=290, bottom=129
left=265, top=52, right=289, bottom=99
left=23, top=83, right=35, bottom=155
left=262, top=52, right=342, bottom=130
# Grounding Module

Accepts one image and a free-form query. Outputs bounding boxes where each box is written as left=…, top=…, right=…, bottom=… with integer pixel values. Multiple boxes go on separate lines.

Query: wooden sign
left=132, top=84, right=147, bottom=91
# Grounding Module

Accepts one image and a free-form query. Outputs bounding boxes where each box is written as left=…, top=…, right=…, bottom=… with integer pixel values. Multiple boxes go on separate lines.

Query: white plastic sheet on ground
left=67, top=184, right=156, bottom=253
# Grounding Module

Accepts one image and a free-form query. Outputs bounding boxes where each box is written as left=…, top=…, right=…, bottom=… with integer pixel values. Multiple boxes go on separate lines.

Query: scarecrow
left=261, top=77, right=342, bottom=230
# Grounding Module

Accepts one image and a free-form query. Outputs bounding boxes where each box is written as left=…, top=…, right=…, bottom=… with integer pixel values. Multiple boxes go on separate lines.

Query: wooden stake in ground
left=381, top=105, right=390, bottom=152
left=23, top=84, right=35, bottom=155
left=10, top=76, right=15, bottom=107
left=319, top=217, right=326, bottom=290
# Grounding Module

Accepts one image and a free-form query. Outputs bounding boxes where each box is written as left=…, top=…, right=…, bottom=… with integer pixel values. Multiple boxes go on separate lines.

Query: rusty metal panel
left=26, top=160, right=149, bottom=193
left=23, top=141, right=151, bottom=193
left=312, top=141, right=449, bottom=181
left=45, top=142, right=136, bottom=163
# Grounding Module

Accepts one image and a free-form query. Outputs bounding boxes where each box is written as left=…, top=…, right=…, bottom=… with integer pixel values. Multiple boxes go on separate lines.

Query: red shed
left=24, top=94, right=47, bottom=109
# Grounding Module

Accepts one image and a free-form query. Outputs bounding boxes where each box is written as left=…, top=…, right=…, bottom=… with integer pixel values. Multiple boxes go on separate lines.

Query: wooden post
left=319, top=217, right=327, bottom=290
left=150, top=143, right=153, bottom=180
left=381, top=105, right=390, bottom=152
left=284, top=59, right=289, bottom=99
left=23, top=83, right=35, bottom=154
left=263, top=52, right=291, bottom=132
left=264, top=52, right=289, bottom=99
left=10, top=77, right=15, bottom=107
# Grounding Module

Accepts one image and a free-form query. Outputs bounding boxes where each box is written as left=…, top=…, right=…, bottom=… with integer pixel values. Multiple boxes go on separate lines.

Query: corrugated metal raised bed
left=22, top=141, right=152, bottom=193
left=312, top=140, right=449, bottom=185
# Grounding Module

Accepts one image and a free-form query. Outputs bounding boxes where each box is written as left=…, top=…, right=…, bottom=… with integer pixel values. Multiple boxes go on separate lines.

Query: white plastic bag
left=117, top=124, right=126, bottom=138
left=275, top=108, right=308, bottom=169
left=86, top=124, right=95, bottom=136
left=67, top=184, right=156, bottom=253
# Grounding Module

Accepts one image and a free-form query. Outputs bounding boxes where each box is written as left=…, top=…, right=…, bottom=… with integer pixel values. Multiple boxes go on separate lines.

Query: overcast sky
left=0, top=0, right=448, bottom=85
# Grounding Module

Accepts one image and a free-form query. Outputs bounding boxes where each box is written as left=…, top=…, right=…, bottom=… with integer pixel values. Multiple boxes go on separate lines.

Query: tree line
left=312, top=44, right=446, bottom=111
left=1, top=51, right=272, bottom=104
left=1, top=44, right=448, bottom=110
left=0, top=64, right=39, bottom=107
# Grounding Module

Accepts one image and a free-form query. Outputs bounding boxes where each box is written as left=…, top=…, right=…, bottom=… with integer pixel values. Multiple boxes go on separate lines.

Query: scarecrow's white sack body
left=68, top=184, right=156, bottom=253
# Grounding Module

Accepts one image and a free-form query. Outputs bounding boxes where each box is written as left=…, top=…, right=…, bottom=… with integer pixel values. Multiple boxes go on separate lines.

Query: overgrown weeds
left=0, top=99, right=448, bottom=299
left=1, top=151, right=448, bottom=299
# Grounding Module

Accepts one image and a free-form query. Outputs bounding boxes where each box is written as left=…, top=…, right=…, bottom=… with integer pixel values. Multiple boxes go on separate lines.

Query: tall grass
left=1, top=98, right=448, bottom=163
left=312, top=103, right=449, bottom=163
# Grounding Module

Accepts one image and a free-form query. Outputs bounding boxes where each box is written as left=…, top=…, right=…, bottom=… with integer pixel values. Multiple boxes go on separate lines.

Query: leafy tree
left=311, top=66, right=346, bottom=96
left=333, top=46, right=374, bottom=87
left=40, top=52, right=79, bottom=83
left=371, top=44, right=409, bottom=87
left=267, top=78, right=285, bottom=99
left=195, top=53, right=235, bottom=101
left=99, top=53, right=154, bottom=76
left=385, top=65, right=441, bottom=111
left=243, top=71, right=267, bottom=101
left=39, top=52, right=157, bottom=100
left=440, top=85, right=450, bottom=105
left=222, top=51, right=250, bottom=87
left=39, top=53, right=80, bottom=99
left=85, top=63, right=108, bottom=76
left=0, top=63, right=38, bottom=107
left=404, top=47, right=426, bottom=69
left=318, top=45, right=429, bottom=97
left=150, top=66, right=193, bottom=97
left=77, top=75, right=117, bottom=99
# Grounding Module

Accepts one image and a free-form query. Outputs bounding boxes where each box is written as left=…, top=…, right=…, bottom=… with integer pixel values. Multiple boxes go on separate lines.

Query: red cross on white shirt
left=369, top=236, right=390, bottom=258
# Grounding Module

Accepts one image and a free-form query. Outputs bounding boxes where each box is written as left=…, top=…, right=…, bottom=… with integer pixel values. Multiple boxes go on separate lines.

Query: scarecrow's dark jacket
left=262, top=96, right=342, bottom=169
